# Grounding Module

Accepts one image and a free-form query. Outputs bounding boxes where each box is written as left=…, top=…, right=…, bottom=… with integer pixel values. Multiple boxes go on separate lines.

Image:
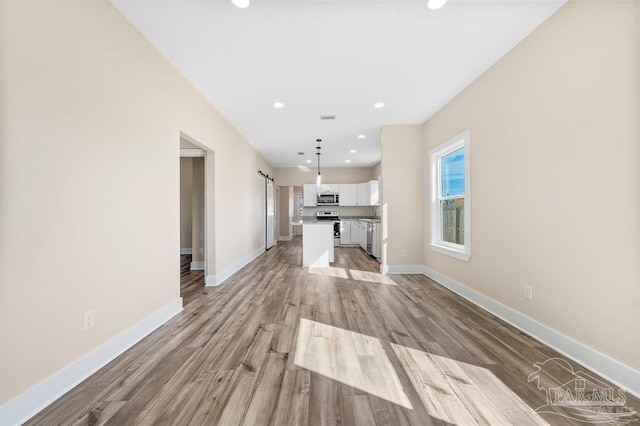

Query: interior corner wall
left=180, top=157, right=194, bottom=249
left=422, top=1, right=639, bottom=372
left=0, top=0, right=272, bottom=407
left=380, top=125, right=424, bottom=269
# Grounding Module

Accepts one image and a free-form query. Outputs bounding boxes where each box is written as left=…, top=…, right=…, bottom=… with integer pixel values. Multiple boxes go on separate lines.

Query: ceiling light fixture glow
left=345, top=160, right=351, bottom=163
left=374, top=102, right=385, bottom=109
left=357, top=134, right=365, bottom=139
left=350, top=150, right=356, bottom=154
left=231, top=0, right=250, bottom=8
left=306, top=159, right=312, bottom=163
left=427, top=0, right=448, bottom=10
left=273, top=101, right=284, bottom=108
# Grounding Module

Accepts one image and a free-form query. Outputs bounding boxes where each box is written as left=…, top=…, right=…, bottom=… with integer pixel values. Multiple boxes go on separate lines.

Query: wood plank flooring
left=26, top=238, right=640, bottom=425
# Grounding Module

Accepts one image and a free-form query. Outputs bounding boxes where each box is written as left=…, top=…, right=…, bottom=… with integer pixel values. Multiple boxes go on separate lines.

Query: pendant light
left=315, top=139, right=322, bottom=187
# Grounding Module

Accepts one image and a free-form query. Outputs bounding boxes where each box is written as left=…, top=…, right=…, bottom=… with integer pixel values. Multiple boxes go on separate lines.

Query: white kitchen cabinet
left=369, top=180, right=379, bottom=206
left=317, top=184, right=338, bottom=193
left=356, top=181, right=379, bottom=206
left=356, top=183, right=369, bottom=206
left=349, top=220, right=360, bottom=244
left=340, top=220, right=351, bottom=245
left=303, top=184, right=317, bottom=207
left=339, top=184, right=357, bottom=206
left=358, top=220, right=367, bottom=250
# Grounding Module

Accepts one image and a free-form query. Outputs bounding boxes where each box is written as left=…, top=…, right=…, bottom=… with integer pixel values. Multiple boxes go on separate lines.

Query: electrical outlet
left=523, top=285, right=533, bottom=301
left=83, top=310, right=95, bottom=331
left=401, top=249, right=407, bottom=257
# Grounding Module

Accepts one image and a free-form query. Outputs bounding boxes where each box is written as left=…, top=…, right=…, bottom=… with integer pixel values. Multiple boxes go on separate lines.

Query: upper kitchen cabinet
left=369, top=180, right=379, bottom=205
left=303, top=184, right=317, bottom=207
left=317, top=184, right=339, bottom=193
left=305, top=181, right=378, bottom=207
left=339, top=184, right=357, bottom=206
left=356, top=180, right=380, bottom=206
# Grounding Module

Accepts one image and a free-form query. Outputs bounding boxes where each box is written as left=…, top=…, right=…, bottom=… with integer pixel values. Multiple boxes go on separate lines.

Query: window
left=429, top=130, right=470, bottom=261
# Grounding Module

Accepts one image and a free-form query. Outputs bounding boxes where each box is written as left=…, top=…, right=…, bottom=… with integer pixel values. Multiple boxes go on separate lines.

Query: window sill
left=429, top=243, right=471, bottom=261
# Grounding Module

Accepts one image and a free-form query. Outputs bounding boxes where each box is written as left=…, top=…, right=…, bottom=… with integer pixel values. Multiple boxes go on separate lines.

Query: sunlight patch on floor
left=294, top=318, right=413, bottom=409
left=349, top=269, right=396, bottom=286
left=391, top=344, right=548, bottom=425
left=307, top=266, right=349, bottom=279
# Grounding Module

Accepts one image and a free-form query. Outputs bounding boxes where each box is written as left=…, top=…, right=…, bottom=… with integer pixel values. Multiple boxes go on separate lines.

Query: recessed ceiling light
left=273, top=102, right=284, bottom=109
left=306, top=159, right=312, bottom=163
left=427, top=0, right=448, bottom=10
left=374, top=102, right=385, bottom=109
left=231, top=0, right=250, bottom=8
left=350, top=150, right=356, bottom=154
left=345, top=160, right=351, bottom=164
left=357, top=134, right=365, bottom=139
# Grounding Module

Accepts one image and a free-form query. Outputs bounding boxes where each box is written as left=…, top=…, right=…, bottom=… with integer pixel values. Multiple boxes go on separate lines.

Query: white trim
left=429, top=243, right=470, bottom=261
left=278, top=234, right=294, bottom=242
left=429, top=129, right=471, bottom=261
left=382, top=265, right=425, bottom=275
left=0, top=298, right=183, bottom=426
left=180, top=248, right=193, bottom=255
left=421, top=266, right=640, bottom=398
left=205, top=245, right=265, bottom=287
left=190, top=261, right=205, bottom=271
left=180, top=148, right=205, bottom=157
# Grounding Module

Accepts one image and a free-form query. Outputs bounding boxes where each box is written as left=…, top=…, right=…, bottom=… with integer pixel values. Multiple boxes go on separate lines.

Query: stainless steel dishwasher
left=366, top=222, right=374, bottom=255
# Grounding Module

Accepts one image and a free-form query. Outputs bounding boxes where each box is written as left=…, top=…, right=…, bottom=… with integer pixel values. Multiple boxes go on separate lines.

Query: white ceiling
left=112, top=0, right=565, bottom=168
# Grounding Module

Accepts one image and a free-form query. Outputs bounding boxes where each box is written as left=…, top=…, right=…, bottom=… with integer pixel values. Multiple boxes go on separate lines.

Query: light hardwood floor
left=26, top=238, right=639, bottom=425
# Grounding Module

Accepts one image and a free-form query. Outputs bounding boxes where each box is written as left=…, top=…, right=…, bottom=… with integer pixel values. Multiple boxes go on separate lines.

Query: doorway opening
left=180, top=135, right=210, bottom=304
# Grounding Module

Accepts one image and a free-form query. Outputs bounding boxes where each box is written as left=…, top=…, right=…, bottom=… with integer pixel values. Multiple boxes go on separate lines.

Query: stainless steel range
left=316, top=211, right=341, bottom=246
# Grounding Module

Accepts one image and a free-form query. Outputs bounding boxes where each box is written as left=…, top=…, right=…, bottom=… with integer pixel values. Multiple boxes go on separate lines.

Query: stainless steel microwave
left=317, top=193, right=339, bottom=205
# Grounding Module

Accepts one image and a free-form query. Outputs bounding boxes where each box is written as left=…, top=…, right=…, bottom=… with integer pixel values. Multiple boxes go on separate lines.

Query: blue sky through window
left=441, top=148, right=464, bottom=197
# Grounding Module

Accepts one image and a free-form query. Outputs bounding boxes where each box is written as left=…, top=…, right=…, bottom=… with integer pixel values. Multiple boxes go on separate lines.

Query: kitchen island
left=301, top=222, right=334, bottom=267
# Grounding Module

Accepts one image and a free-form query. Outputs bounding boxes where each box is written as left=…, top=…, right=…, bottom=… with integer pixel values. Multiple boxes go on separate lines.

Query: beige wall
left=278, top=186, right=294, bottom=239
left=380, top=125, right=424, bottom=267
left=370, top=162, right=381, bottom=180
left=423, top=1, right=639, bottom=371
left=273, top=167, right=376, bottom=187
left=0, top=0, right=272, bottom=405
left=179, top=158, right=193, bottom=249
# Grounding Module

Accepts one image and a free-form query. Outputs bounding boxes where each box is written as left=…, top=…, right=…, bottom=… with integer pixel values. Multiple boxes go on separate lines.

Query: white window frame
left=429, top=129, right=471, bottom=261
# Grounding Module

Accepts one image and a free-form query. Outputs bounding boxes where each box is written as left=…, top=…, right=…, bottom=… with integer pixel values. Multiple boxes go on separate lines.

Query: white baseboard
left=180, top=248, right=192, bottom=255
left=382, top=264, right=425, bottom=274
left=190, top=261, right=205, bottom=271
left=422, top=266, right=640, bottom=399
left=277, top=234, right=294, bottom=242
left=0, top=298, right=183, bottom=426
left=205, top=245, right=265, bottom=287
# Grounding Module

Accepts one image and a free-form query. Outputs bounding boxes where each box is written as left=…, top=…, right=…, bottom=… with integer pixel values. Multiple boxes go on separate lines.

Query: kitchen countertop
left=291, top=220, right=336, bottom=225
